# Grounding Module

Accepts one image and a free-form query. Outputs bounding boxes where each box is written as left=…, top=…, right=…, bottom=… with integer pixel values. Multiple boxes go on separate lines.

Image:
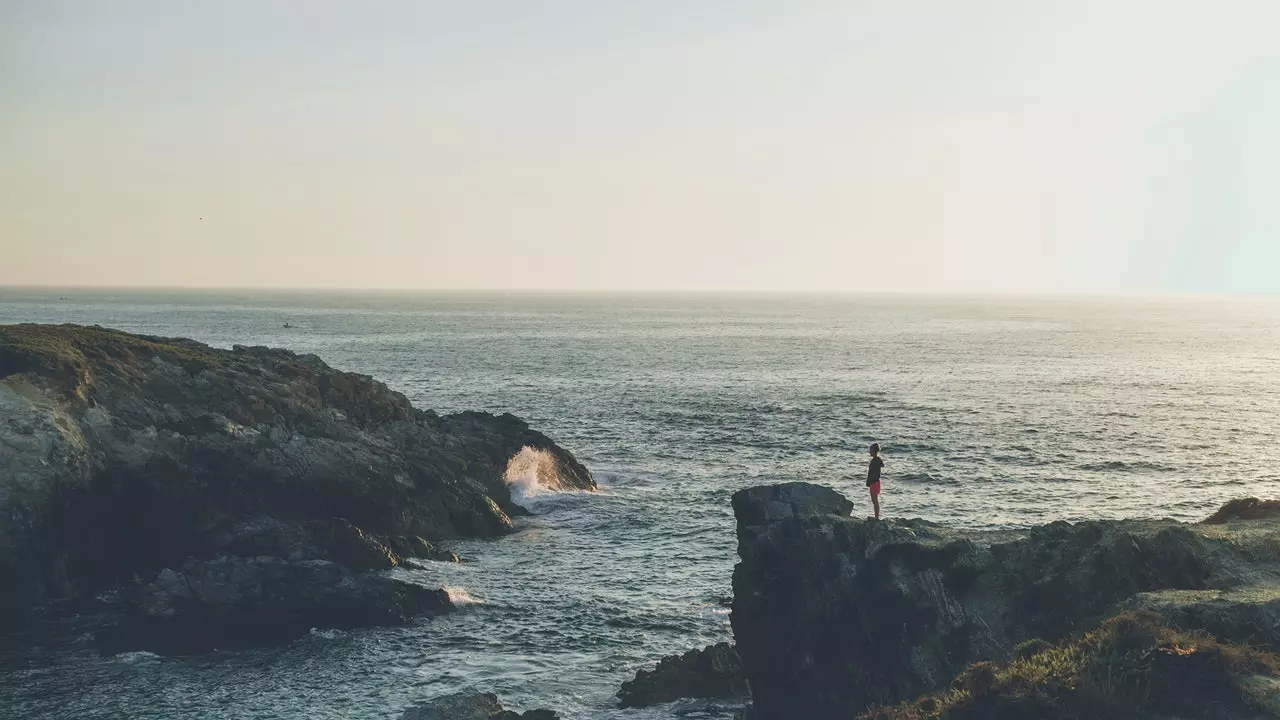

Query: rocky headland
left=0, top=324, right=593, bottom=654
left=727, top=482, right=1280, bottom=719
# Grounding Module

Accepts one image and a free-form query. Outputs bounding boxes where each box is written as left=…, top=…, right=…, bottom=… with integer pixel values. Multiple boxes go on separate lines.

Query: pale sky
left=3, top=1, right=1278, bottom=292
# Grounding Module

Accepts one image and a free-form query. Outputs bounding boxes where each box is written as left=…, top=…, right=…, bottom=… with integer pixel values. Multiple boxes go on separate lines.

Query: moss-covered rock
left=861, top=612, right=1280, bottom=720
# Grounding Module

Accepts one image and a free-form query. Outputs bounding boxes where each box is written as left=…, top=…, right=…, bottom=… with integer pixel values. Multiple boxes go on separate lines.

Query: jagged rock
left=0, top=324, right=592, bottom=645
left=95, top=555, right=451, bottom=655
left=400, top=693, right=559, bottom=720
left=386, top=534, right=462, bottom=563
left=310, top=518, right=401, bottom=572
left=617, top=642, right=748, bottom=708
left=730, top=483, right=1280, bottom=720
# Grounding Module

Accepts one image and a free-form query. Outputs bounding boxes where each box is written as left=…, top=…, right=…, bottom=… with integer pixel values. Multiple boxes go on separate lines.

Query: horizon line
left=1, top=283, right=1278, bottom=301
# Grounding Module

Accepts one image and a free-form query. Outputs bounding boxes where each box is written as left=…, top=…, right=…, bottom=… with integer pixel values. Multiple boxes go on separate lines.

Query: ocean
left=1, top=290, right=1277, bottom=719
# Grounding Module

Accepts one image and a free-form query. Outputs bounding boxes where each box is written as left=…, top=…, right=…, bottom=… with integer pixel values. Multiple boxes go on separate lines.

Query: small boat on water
left=282, top=323, right=293, bottom=329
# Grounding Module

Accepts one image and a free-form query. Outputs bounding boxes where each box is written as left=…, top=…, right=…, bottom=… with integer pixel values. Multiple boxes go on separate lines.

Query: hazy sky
left=3, top=2, right=1278, bottom=292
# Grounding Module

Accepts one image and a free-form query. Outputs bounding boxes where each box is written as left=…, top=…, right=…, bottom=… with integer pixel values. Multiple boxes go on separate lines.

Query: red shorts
left=869, top=481, right=881, bottom=496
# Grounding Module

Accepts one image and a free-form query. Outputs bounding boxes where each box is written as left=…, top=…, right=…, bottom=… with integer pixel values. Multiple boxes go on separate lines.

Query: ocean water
left=1, top=290, right=1278, bottom=719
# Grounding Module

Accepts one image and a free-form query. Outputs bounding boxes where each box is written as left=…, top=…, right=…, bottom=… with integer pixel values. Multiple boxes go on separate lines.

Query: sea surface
left=1, top=290, right=1278, bottom=719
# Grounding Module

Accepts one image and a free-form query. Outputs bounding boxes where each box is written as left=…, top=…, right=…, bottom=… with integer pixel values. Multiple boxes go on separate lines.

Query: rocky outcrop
left=96, top=556, right=451, bottom=655
left=400, top=693, right=559, bottom=720
left=0, top=324, right=593, bottom=649
left=730, top=482, right=1280, bottom=720
left=617, top=642, right=748, bottom=708
left=862, top=611, right=1280, bottom=720
left=1204, top=497, right=1280, bottom=524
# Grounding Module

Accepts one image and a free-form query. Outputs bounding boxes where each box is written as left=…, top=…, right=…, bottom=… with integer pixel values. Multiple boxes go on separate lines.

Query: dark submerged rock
left=617, top=642, right=748, bottom=708
left=730, top=484, right=1280, bottom=720
left=0, top=324, right=592, bottom=647
left=400, top=693, right=559, bottom=720
left=97, top=556, right=451, bottom=655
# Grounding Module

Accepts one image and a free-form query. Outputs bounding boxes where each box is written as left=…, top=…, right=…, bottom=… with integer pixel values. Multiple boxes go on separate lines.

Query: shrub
left=860, top=612, right=1280, bottom=720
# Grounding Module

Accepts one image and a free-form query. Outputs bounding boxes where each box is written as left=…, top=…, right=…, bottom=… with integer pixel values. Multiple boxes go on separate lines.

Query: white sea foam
left=444, top=586, right=486, bottom=606
left=503, top=446, right=564, bottom=502
left=115, top=651, right=160, bottom=664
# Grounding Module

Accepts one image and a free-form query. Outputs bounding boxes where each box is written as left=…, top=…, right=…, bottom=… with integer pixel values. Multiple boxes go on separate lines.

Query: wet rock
left=96, top=555, right=451, bottom=655
left=400, top=693, right=559, bottom=720
left=618, top=642, right=748, bottom=708
left=386, top=534, right=462, bottom=563
left=730, top=482, right=1280, bottom=720
left=401, top=693, right=504, bottom=720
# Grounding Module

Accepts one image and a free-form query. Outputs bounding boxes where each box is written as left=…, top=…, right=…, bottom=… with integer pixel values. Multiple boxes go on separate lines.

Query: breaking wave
left=444, top=586, right=486, bottom=606
left=504, top=446, right=572, bottom=502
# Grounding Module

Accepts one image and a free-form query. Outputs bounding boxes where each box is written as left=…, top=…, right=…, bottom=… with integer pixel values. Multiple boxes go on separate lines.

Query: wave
left=502, top=446, right=591, bottom=504
left=896, top=472, right=959, bottom=485
left=445, top=586, right=486, bottom=606
left=1078, top=460, right=1176, bottom=473
left=114, top=651, right=160, bottom=664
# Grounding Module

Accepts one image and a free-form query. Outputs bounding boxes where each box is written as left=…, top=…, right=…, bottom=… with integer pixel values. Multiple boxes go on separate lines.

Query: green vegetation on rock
left=0, top=323, right=221, bottom=394
left=861, top=611, right=1280, bottom=720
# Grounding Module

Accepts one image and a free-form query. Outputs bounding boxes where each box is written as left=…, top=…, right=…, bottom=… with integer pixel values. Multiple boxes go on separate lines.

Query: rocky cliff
left=730, top=483, right=1280, bottom=719
left=0, top=324, right=593, bottom=651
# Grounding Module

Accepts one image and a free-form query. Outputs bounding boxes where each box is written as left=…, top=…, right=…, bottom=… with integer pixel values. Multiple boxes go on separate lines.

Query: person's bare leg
left=871, top=491, right=880, bottom=519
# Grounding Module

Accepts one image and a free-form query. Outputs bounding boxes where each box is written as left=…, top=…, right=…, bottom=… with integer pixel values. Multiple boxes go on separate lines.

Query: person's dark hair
left=870, top=443, right=880, bottom=455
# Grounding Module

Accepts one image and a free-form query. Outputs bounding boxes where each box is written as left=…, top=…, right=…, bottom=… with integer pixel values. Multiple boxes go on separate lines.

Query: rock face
left=730, top=482, right=1280, bottom=720
left=617, top=642, right=748, bottom=708
left=0, top=324, right=593, bottom=649
left=400, top=693, right=559, bottom=720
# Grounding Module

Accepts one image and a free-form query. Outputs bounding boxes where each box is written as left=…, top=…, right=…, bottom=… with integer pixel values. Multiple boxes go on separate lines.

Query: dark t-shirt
left=867, top=456, right=884, bottom=486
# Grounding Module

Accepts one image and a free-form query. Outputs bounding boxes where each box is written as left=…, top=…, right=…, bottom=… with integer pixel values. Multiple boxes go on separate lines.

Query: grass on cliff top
left=0, top=323, right=222, bottom=387
left=861, top=611, right=1280, bottom=720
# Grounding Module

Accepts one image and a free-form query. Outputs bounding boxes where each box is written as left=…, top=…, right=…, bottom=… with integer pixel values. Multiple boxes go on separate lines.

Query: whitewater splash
left=503, top=446, right=566, bottom=501
left=114, top=651, right=160, bottom=664
left=444, top=586, right=485, bottom=606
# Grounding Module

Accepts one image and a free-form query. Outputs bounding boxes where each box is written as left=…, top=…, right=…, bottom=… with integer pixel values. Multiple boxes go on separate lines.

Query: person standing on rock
left=866, top=443, right=884, bottom=519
